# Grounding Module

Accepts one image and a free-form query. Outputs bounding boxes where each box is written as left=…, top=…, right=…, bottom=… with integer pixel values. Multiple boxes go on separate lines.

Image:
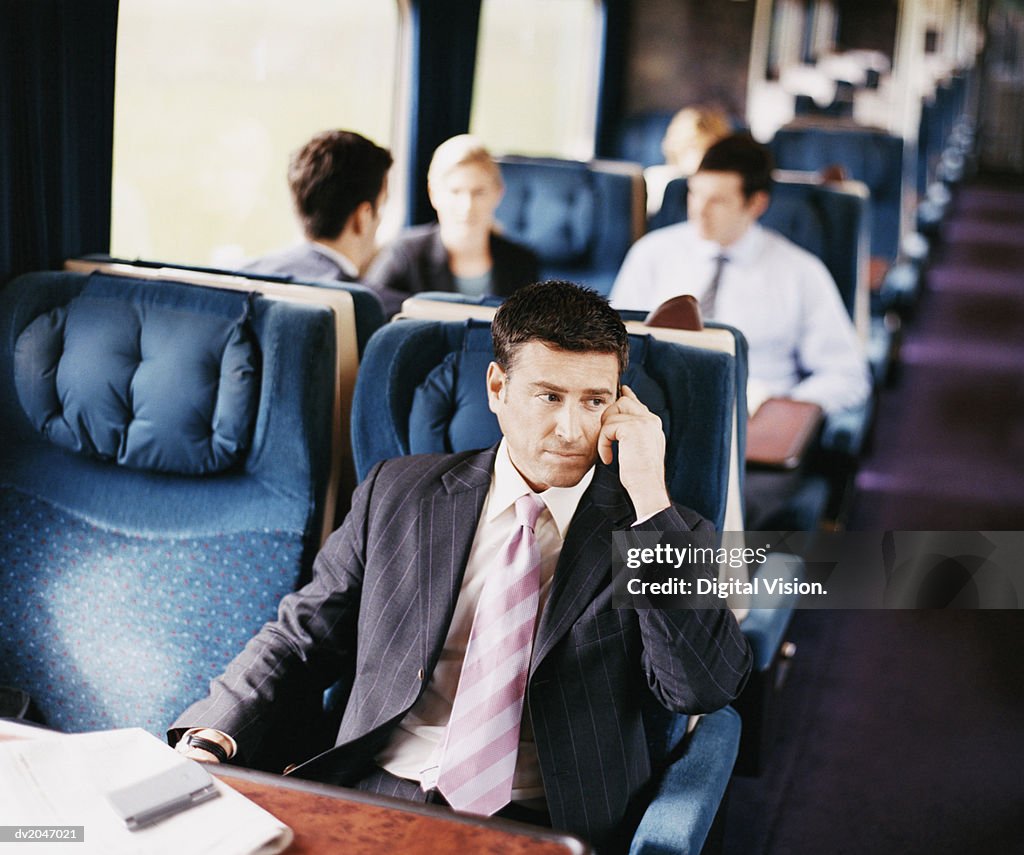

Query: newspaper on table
left=0, top=722, right=292, bottom=855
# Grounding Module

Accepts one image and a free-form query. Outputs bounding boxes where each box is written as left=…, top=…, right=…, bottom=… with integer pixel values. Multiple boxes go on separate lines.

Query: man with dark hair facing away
left=243, top=129, right=393, bottom=282
left=171, top=281, right=751, bottom=853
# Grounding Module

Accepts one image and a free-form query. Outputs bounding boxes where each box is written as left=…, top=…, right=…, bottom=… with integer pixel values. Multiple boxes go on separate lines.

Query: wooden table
left=215, top=765, right=592, bottom=855
left=0, top=726, right=589, bottom=854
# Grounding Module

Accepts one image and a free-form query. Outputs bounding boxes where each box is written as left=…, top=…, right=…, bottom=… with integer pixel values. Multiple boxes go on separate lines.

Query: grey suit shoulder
left=241, top=242, right=356, bottom=283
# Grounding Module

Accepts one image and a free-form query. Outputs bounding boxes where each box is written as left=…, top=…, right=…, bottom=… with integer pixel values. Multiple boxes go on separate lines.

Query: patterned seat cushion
left=0, top=487, right=301, bottom=735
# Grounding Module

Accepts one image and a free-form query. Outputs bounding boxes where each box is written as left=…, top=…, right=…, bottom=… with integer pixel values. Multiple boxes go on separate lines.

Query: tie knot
left=514, top=493, right=545, bottom=531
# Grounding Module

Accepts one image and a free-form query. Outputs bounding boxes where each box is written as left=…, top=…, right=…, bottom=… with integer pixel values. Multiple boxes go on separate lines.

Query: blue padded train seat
left=768, top=126, right=904, bottom=263
left=614, top=110, right=677, bottom=168
left=495, top=156, right=643, bottom=296
left=0, top=271, right=336, bottom=736
left=629, top=705, right=741, bottom=854
left=68, top=254, right=384, bottom=357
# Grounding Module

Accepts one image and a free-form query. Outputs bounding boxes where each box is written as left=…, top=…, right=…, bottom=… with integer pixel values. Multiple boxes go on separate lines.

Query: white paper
left=0, top=728, right=293, bottom=855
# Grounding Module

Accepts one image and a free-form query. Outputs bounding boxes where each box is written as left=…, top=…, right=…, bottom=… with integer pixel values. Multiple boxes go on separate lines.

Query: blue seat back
left=0, top=271, right=336, bottom=735
left=495, top=156, right=643, bottom=296
left=651, top=174, right=868, bottom=327
left=353, top=317, right=735, bottom=530
left=68, top=254, right=384, bottom=356
left=768, top=127, right=904, bottom=262
left=614, top=110, right=677, bottom=168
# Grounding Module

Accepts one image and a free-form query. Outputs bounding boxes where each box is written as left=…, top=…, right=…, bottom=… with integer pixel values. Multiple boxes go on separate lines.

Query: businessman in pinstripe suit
left=171, top=282, right=751, bottom=852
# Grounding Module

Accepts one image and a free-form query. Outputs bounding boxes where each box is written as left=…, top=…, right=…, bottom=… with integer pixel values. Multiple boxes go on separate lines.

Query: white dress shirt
left=375, top=440, right=594, bottom=803
left=610, top=222, right=870, bottom=415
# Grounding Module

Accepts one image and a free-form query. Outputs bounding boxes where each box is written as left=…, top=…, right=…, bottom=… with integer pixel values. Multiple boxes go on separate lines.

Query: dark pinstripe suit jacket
left=171, top=446, right=751, bottom=850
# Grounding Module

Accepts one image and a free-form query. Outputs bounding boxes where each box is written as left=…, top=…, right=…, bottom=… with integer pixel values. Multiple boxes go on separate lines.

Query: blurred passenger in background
left=365, top=134, right=538, bottom=318
left=613, top=133, right=869, bottom=419
left=243, top=129, right=392, bottom=282
left=614, top=133, right=870, bottom=530
left=645, top=105, right=731, bottom=216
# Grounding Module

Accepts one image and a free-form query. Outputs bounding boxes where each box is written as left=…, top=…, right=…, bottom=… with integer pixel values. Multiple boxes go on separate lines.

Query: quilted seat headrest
left=497, top=161, right=597, bottom=266
left=13, top=275, right=260, bottom=475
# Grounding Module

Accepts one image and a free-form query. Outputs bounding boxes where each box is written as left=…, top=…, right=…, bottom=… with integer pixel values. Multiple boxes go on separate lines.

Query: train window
left=470, top=0, right=600, bottom=160
left=807, top=0, right=838, bottom=63
left=767, top=0, right=808, bottom=80
left=110, top=0, right=403, bottom=268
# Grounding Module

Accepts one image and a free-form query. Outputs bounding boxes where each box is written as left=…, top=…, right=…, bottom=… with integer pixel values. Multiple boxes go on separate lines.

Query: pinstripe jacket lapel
left=531, top=464, right=635, bottom=674
left=418, top=447, right=496, bottom=672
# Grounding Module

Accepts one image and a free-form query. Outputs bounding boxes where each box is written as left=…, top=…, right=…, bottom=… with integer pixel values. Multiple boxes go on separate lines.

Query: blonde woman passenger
left=365, top=134, right=539, bottom=318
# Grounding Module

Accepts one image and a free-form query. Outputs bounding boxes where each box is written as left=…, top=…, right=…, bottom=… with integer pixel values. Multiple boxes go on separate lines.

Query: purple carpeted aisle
left=849, top=180, right=1024, bottom=529
left=722, top=178, right=1024, bottom=855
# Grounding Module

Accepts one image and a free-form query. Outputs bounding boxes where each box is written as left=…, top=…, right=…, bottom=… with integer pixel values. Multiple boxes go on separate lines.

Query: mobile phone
left=107, top=760, right=220, bottom=830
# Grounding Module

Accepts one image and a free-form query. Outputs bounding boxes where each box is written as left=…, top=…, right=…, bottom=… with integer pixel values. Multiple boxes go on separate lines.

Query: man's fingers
left=597, top=423, right=615, bottom=464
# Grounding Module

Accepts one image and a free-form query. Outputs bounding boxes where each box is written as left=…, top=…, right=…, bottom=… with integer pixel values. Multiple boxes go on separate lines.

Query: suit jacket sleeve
left=168, top=462, right=383, bottom=763
left=630, top=506, right=752, bottom=713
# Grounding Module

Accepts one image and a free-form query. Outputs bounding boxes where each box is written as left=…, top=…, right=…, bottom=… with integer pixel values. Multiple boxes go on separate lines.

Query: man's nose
left=554, top=404, right=584, bottom=441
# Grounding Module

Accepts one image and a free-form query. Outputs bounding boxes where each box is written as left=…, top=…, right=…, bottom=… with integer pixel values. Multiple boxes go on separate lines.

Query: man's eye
left=541, top=393, right=560, bottom=403
left=588, top=398, right=607, bottom=408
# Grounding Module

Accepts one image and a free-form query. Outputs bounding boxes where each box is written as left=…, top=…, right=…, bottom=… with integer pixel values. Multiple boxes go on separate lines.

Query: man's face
left=487, top=341, right=620, bottom=492
left=429, top=163, right=503, bottom=240
left=687, top=170, right=767, bottom=247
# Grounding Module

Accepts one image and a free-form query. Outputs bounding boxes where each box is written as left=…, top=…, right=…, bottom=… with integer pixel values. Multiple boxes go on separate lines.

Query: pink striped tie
left=435, top=493, right=545, bottom=815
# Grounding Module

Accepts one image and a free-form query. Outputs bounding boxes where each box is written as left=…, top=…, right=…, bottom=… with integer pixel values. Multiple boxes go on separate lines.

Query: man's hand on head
left=597, top=385, right=672, bottom=521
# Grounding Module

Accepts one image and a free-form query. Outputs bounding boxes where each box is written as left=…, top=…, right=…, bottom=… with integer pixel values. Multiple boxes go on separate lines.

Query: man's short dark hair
left=492, top=281, right=629, bottom=375
left=697, top=133, right=774, bottom=199
left=288, top=130, right=393, bottom=240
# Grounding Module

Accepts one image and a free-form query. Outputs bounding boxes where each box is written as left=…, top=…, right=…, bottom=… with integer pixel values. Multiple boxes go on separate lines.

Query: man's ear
left=351, top=200, right=375, bottom=237
left=486, top=361, right=506, bottom=414
left=748, top=190, right=770, bottom=219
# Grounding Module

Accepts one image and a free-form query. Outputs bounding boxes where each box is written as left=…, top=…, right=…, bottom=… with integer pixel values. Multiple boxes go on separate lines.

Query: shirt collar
left=693, top=221, right=764, bottom=266
left=489, top=439, right=594, bottom=539
left=309, top=241, right=360, bottom=279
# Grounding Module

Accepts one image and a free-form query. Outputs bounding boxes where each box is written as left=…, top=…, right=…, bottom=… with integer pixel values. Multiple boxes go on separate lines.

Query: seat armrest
left=629, top=706, right=741, bottom=855
left=819, top=398, right=874, bottom=458
left=742, top=554, right=802, bottom=672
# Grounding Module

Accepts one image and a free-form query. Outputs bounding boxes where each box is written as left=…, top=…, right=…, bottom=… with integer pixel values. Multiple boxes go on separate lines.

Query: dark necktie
left=698, top=253, right=729, bottom=321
